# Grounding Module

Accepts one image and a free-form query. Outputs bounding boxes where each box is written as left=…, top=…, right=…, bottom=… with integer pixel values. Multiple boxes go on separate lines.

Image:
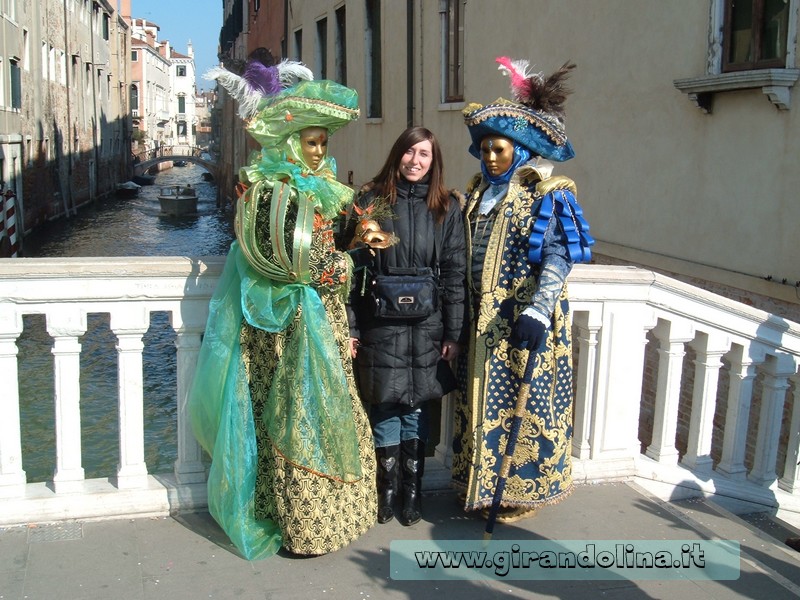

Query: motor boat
left=132, top=174, right=156, bottom=186
left=157, top=185, right=197, bottom=216
left=115, top=181, right=141, bottom=198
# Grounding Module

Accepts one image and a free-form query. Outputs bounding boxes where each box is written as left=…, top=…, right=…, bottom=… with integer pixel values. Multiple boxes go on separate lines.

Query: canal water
left=19, top=163, right=232, bottom=483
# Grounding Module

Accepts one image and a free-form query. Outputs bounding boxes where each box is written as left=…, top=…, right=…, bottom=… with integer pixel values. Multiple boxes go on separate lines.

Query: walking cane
left=483, top=350, right=538, bottom=541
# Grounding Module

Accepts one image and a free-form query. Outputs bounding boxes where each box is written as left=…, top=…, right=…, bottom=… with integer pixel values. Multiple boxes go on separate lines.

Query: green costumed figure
left=188, top=51, right=376, bottom=559
left=452, top=57, right=594, bottom=523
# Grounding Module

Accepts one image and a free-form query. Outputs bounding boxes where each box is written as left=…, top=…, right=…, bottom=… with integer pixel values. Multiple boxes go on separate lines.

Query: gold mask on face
left=480, top=135, right=515, bottom=177
left=298, top=126, right=329, bottom=171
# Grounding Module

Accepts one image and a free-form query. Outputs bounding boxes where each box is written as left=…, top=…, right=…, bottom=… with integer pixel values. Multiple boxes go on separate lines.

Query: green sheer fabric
left=188, top=243, right=361, bottom=560
left=188, top=246, right=280, bottom=560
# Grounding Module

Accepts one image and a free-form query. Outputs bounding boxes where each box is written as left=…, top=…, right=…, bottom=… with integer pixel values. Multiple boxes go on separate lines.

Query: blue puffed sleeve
left=523, top=187, right=594, bottom=323
left=528, top=188, right=594, bottom=265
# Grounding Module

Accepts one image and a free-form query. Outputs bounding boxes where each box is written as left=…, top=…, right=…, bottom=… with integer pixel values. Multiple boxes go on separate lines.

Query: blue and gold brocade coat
left=452, top=161, right=589, bottom=511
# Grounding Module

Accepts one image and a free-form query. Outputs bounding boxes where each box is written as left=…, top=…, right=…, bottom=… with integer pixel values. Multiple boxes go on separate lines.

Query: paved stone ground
left=1, top=481, right=799, bottom=599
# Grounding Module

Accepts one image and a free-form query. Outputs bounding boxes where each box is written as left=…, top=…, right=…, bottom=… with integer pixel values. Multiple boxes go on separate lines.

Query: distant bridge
left=133, top=145, right=218, bottom=180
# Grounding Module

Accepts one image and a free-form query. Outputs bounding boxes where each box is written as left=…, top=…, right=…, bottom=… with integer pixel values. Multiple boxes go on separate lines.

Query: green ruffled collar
left=239, top=139, right=352, bottom=220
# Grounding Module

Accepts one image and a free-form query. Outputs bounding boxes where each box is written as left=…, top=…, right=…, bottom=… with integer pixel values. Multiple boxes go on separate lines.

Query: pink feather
left=496, top=56, right=534, bottom=102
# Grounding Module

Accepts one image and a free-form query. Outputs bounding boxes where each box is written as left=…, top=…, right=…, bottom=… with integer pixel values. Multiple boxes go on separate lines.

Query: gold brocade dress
left=239, top=191, right=377, bottom=555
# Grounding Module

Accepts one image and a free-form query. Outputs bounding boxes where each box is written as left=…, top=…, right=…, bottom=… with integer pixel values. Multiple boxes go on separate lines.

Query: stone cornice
left=674, top=69, right=800, bottom=112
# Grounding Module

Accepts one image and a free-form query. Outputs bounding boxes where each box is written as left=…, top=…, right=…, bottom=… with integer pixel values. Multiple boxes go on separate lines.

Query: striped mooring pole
left=3, top=189, right=19, bottom=258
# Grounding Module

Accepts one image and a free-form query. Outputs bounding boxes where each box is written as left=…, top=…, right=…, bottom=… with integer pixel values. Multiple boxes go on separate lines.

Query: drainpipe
left=284, top=0, right=289, bottom=57
left=406, top=0, right=414, bottom=127
left=62, top=0, right=74, bottom=215
left=90, top=10, right=100, bottom=204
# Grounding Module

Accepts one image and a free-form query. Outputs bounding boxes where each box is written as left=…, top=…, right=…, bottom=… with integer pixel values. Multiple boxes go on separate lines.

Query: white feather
left=276, top=59, right=314, bottom=84
left=497, top=58, right=528, bottom=78
left=203, top=67, right=264, bottom=119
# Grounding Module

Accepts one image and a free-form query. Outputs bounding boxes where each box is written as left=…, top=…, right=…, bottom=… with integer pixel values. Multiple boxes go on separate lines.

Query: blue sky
left=130, top=0, right=222, bottom=89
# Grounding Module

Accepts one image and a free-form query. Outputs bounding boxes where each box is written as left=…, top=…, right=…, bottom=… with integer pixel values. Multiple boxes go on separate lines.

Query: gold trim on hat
left=463, top=98, right=568, bottom=146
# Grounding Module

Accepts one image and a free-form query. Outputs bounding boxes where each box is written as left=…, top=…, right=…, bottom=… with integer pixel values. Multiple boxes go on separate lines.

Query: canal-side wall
left=1, top=259, right=799, bottom=527
left=2, top=0, right=131, bottom=255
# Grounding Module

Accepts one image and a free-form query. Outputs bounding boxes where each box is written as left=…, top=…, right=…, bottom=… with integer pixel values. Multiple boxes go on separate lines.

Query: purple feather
left=243, top=61, right=281, bottom=96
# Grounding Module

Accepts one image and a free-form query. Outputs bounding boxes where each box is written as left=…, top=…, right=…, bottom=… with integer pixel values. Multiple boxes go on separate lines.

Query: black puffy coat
left=346, top=179, right=467, bottom=407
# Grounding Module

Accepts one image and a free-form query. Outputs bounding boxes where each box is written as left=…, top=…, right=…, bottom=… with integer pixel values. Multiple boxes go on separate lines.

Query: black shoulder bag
left=370, top=224, right=441, bottom=321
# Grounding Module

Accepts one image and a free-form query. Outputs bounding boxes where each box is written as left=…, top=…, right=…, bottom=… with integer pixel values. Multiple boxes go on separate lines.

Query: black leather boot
left=399, top=439, right=424, bottom=526
left=376, top=445, right=400, bottom=524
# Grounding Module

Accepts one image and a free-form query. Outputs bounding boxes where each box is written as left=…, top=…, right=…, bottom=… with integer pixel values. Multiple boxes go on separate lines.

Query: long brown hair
left=364, top=127, right=451, bottom=223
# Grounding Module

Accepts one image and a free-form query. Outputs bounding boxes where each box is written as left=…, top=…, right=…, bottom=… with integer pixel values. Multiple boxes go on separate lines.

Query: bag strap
left=432, top=219, right=441, bottom=278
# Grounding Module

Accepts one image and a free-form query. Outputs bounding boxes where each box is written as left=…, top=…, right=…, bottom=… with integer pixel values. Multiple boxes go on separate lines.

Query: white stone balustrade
left=0, top=258, right=799, bottom=526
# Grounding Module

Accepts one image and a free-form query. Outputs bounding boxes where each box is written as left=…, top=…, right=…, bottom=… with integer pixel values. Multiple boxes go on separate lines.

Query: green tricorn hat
left=247, top=79, right=360, bottom=149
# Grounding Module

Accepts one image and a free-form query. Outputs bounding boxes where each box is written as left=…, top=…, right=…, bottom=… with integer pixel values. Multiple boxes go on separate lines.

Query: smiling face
left=479, top=135, right=515, bottom=177
left=399, top=139, right=433, bottom=182
left=298, top=126, right=329, bottom=171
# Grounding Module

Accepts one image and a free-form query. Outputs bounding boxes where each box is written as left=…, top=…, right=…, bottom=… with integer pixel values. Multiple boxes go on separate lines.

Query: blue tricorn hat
left=464, top=58, right=576, bottom=162
left=463, top=98, right=574, bottom=162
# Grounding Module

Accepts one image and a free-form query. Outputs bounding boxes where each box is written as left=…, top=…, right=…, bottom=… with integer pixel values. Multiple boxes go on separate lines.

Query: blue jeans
left=370, top=403, right=429, bottom=448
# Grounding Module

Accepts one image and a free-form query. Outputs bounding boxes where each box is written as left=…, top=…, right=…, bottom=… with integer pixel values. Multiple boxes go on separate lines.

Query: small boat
left=115, top=181, right=141, bottom=198
left=132, top=174, right=156, bottom=186
left=174, top=160, right=187, bottom=167
left=158, top=185, right=198, bottom=216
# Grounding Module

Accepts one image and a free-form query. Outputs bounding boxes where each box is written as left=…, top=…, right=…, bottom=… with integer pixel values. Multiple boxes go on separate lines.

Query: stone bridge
left=133, top=145, right=217, bottom=180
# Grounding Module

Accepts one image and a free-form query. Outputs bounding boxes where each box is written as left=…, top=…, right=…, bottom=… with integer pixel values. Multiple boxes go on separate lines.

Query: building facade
left=194, top=89, right=216, bottom=149
left=214, top=0, right=249, bottom=208
left=129, top=18, right=171, bottom=152
left=250, top=1, right=799, bottom=322
left=0, top=0, right=131, bottom=252
left=166, top=42, right=196, bottom=148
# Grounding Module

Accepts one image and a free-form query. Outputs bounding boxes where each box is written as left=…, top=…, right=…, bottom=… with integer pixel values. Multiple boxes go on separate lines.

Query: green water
left=19, top=163, right=231, bottom=482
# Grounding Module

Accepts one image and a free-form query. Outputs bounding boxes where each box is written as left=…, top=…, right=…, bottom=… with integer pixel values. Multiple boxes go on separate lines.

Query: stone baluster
left=749, top=353, right=796, bottom=488
left=590, top=303, right=656, bottom=461
left=778, top=372, right=800, bottom=493
left=111, top=308, right=150, bottom=489
left=681, top=332, right=730, bottom=473
left=47, top=308, right=88, bottom=492
left=716, top=343, right=763, bottom=479
left=571, top=308, right=602, bottom=460
left=0, top=305, right=25, bottom=495
left=646, top=319, right=694, bottom=464
left=173, top=327, right=206, bottom=484
left=435, top=389, right=455, bottom=471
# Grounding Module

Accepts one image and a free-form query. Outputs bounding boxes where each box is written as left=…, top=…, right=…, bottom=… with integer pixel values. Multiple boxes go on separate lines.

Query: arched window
left=130, top=84, right=139, bottom=112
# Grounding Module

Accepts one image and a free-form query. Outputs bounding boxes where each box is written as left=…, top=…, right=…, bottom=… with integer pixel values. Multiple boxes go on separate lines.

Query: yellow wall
left=288, top=0, right=800, bottom=306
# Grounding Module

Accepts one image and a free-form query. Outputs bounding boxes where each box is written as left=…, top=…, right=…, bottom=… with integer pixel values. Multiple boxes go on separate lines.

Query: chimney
left=120, top=0, right=131, bottom=22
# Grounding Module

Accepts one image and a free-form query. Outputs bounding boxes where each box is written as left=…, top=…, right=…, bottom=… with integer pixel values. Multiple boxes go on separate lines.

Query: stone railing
left=0, top=258, right=798, bottom=526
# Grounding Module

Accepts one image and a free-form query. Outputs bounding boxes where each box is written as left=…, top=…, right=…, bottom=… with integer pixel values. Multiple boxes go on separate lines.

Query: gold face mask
left=354, top=219, right=395, bottom=249
left=298, top=126, right=329, bottom=171
left=480, top=135, right=515, bottom=177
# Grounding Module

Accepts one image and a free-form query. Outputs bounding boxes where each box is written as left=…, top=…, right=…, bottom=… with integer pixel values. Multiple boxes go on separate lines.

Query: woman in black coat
left=343, top=127, right=467, bottom=526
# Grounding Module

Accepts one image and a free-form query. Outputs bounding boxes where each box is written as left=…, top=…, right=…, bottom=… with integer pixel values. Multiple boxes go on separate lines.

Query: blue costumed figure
left=188, top=51, right=376, bottom=559
left=452, top=57, right=594, bottom=523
